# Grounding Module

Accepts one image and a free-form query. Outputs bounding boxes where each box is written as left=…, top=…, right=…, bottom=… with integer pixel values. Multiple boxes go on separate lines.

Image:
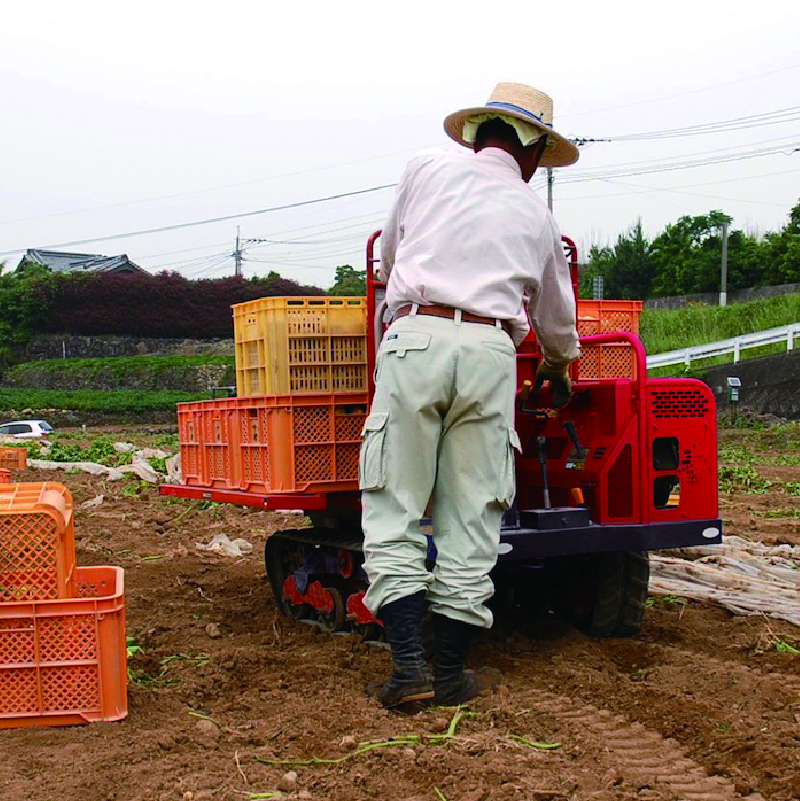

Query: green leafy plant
left=752, top=508, right=800, bottom=519
left=150, top=456, right=169, bottom=474
left=718, top=445, right=755, bottom=464
left=122, top=480, right=152, bottom=497
left=773, top=454, right=800, bottom=466
left=154, top=433, right=180, bottom=448
left=660, top=594, right=687, bottom=606
left=719, top=463, right=771, bottom=494
left=43, top=437, right=134, bottom=467
left=126, top=636, right=143, bottom=659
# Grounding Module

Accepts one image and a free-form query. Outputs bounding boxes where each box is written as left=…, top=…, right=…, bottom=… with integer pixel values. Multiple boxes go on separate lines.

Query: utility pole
left=546, top=167, right=554, bottom=212
left=719, top=221, right=729, bottom=307
left=234, top=225, right=243, bottom=278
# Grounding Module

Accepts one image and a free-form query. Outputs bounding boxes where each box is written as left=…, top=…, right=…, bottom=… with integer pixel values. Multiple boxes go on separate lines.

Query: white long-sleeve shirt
left=379, top=147, right=580, bottom=362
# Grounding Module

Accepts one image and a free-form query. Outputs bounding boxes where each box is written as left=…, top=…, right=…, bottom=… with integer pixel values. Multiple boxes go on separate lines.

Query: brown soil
left=2, top=424, right=799, bottom=801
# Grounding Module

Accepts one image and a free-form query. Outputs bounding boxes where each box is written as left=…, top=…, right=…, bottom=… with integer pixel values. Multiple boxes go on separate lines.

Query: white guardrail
left=645, top=323, right=800, bottom=369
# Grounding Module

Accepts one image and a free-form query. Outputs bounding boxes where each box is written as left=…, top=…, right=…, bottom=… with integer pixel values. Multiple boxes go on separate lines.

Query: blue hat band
left=485, top=101, right=553, bottom=129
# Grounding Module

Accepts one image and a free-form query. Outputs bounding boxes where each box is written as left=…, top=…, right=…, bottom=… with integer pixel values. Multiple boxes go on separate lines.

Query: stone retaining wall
left=4, top=363, right=234, bottom=393
left=645, top=282, right=800, bottom=310
left=21, top=334, right=234, bottom=361
left=703, top=350, right=800, bottom=420
left=0, top=408, right=179, bottom=428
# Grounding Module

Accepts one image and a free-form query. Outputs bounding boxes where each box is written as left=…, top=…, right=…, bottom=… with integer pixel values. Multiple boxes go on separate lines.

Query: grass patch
left=0, top=387, right=209, bottom=412
left=719, top=444, right=755, bottom=464
left=6, top=353, right=233, bottom=374
left=718, top=463, right=771, bottom=494
left=752, top=509, right=800, bottom=519
left=640, top=292, right=800, bottom=356
left=773, top=454, right=800, bottom=465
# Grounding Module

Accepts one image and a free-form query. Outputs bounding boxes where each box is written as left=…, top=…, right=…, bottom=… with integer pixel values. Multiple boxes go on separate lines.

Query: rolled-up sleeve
left=528, top=225, right=580, bottom=366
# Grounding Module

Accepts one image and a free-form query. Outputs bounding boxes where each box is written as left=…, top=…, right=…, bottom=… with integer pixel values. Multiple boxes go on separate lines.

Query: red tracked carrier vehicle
left=160, top=233, right=721, bottom=638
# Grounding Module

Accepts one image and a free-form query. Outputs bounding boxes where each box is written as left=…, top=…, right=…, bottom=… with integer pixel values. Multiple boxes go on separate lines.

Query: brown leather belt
left=394, top=304, right=512, bottom=338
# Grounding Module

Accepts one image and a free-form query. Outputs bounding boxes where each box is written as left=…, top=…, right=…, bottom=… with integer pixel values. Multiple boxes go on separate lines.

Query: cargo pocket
left=381, top=331, right=431, bottom=357
left=359, top=411, right=389, bottom=491
left=496, top=427, right=522, bottom=510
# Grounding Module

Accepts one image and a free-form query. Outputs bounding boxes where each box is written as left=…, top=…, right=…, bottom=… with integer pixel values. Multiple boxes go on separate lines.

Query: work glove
left=534, top=360, right=572, bottom=409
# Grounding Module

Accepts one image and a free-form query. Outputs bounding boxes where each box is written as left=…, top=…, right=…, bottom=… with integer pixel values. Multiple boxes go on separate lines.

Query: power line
left=5, top=126, right=797, bottom=267
left=560, top=61, right=800, bottom=120
left=555, top=140, right=800, bottom=185
left=0, top=183, right=397, bottom=258
left=138, top=211, right=389, bottom=264
left=599, top=177, right=789, bottom=208
left=559, top=167, right=800, bottom=202
left=148, top=250, right=232, bottom=270
left=245, top=219, right=384, bottom=249
left=244, top=258, right=341, bottom=272
left=138, top=240, right=231, bottom=260
left=598, top=106, right=800, bottom=142
left=0, top=148, right=420, bottom=227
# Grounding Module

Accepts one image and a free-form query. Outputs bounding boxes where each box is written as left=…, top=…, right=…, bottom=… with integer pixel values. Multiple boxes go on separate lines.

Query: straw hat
left=444, top=82, right=579, bottom=168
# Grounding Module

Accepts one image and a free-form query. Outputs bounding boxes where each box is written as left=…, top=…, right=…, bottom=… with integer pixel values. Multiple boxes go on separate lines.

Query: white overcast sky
left=1, top=0, right=799, bottom=288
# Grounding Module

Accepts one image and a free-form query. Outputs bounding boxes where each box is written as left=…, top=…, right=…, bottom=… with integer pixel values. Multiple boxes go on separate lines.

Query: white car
left=0, top=420, right=54, bottom=439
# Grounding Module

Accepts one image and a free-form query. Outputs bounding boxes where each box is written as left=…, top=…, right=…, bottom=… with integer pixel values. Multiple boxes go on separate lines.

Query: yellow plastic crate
left=232, top=297, right=368, bottom=396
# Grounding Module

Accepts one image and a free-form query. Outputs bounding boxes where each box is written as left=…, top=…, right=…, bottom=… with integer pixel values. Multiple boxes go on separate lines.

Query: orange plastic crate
left=576, top=299, right=642, bottom=337
left=0, top=482, right=76, bottom=601
left=232, top=296, right=368, bottom=396
left=573, top=300, right=643, bottom=380
left=0, top=470, right=9, bottom=484
left=178, top=393, right=368, bottom=494
left=578, top=342, right=638, bottom=380
left=0, top=566, right=127, bottom=729
left=0, top=447, right=27, bottom=472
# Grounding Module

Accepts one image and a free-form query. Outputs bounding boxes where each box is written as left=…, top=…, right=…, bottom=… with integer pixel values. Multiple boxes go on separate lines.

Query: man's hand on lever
left=534, top=360, right=572, bottom=408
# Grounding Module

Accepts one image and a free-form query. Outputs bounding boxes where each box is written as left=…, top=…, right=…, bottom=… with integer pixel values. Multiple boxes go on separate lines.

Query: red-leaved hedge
left=34, top=271, right=324, bottom=339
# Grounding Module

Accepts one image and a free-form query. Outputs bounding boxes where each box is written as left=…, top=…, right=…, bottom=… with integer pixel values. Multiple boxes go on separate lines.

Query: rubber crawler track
left=525, top=690, right=767, bottom=801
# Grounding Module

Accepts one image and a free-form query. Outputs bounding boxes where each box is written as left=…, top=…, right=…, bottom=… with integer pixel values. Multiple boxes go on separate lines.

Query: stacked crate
left=179, top=297, right=369, bottom=496
left=0, top=482, right=127, bottom=729
left=575, top=299, right=643, bottom=380
left=0, top=447, right=27, bottom=473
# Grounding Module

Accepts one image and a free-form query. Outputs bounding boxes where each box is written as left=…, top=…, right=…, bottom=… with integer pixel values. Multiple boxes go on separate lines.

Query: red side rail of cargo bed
left=159, top=484, right=330, bottom=510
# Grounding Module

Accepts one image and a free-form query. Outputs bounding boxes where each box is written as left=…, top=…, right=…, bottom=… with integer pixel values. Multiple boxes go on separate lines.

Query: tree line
left=580, top=197, right=800, bottom=300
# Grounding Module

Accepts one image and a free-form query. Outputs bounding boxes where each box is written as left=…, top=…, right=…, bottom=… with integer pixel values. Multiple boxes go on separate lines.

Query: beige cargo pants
left=359, top=310, right=520, bottom=629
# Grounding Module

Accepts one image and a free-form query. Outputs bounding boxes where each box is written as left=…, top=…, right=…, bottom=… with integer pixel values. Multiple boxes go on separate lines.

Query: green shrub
left=641, top=293, right=800, bottom=356
left=0, top=387, right=208, bottom=412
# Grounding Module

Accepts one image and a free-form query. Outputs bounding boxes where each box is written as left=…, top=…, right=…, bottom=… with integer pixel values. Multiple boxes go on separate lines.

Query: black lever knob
left=564, top=420, right=585, bottom=459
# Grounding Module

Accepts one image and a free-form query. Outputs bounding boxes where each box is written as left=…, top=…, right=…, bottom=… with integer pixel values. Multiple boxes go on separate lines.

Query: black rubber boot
left=373, top=591, right=434, bottom=708
left=432, top=613, right=482, bottom=706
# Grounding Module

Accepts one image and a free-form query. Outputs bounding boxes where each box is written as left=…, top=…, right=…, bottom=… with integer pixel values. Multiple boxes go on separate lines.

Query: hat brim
left=443, top=105, right=579, bottom=168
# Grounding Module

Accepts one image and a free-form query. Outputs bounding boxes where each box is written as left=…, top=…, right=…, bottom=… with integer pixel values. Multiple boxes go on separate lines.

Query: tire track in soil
left=526, top=690, right=765, bottom=801
left=645, top=643, right=800, bottom=699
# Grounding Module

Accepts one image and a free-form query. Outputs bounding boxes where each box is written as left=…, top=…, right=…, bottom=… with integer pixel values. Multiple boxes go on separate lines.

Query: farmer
left=360, top=82, right=581, bottom=707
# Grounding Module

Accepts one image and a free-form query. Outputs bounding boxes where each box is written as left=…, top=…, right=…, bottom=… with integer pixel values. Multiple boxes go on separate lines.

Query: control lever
left=563, top=420, right=585, bottom=459
left=536, top=436, right=551, bottom=510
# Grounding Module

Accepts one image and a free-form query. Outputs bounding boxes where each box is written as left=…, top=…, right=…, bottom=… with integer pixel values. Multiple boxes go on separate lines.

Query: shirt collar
left=475, top=146, right=522, bottom=178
